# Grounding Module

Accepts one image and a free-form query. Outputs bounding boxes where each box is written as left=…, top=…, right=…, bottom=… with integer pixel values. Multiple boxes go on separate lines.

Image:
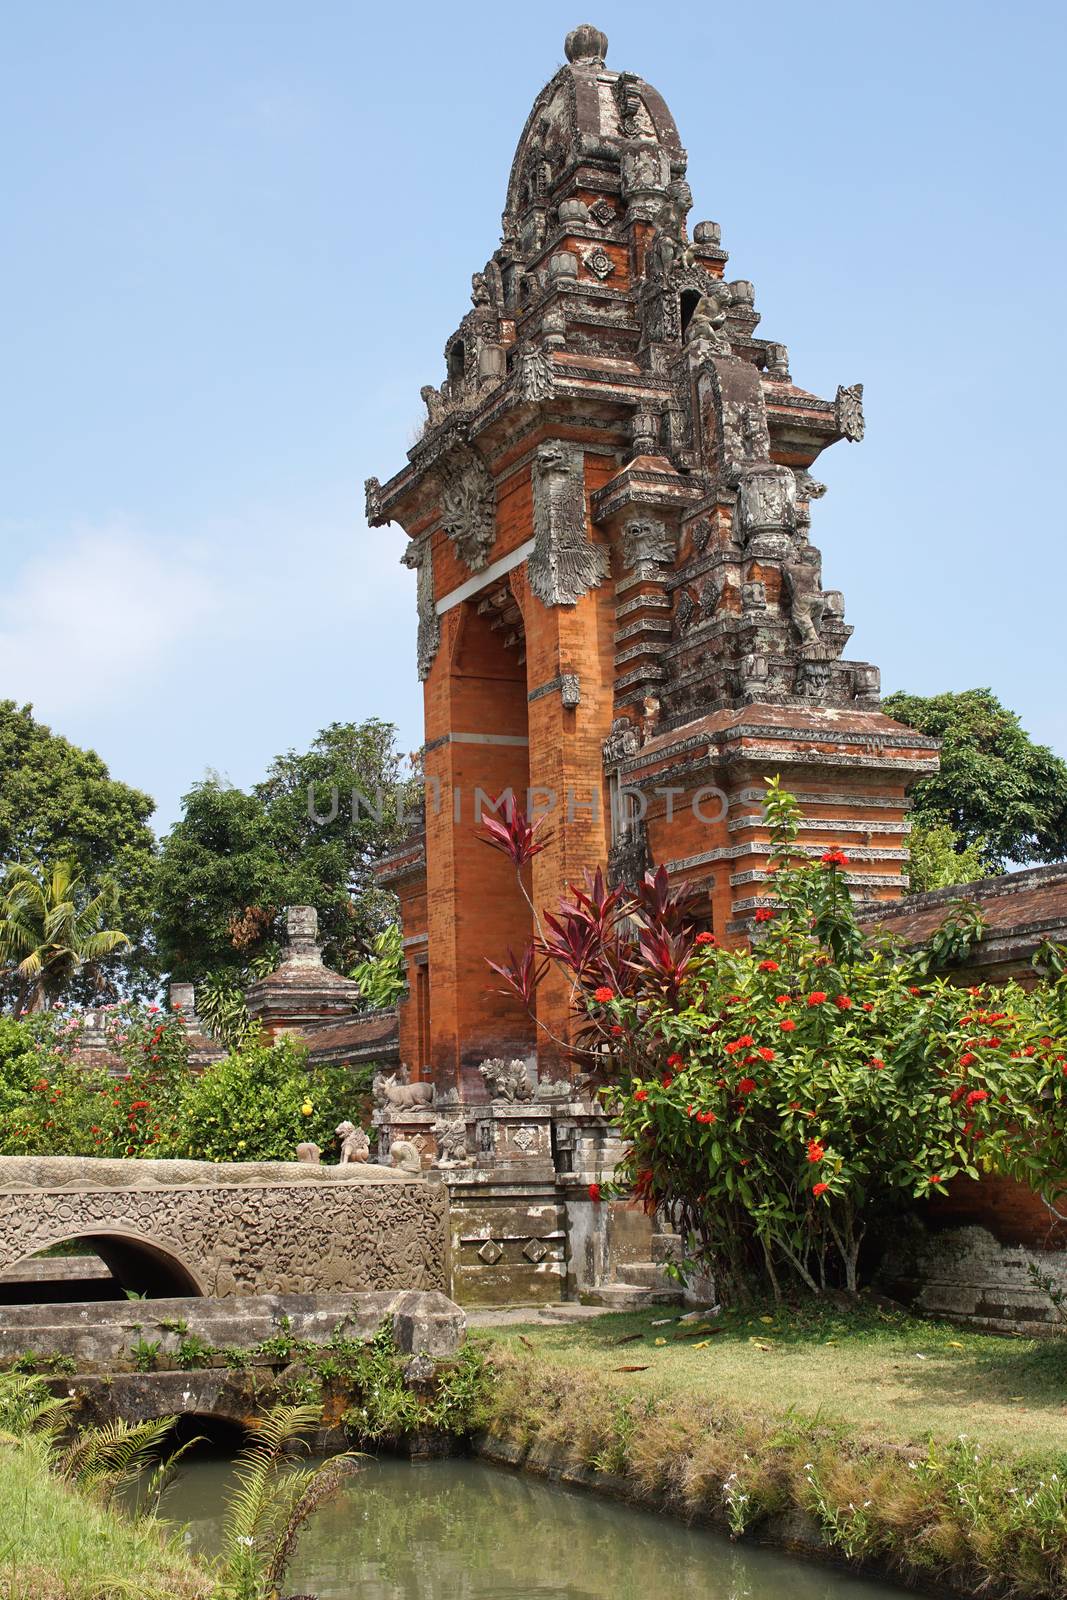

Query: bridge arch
left=10, top=1229, right=206, bottom=1299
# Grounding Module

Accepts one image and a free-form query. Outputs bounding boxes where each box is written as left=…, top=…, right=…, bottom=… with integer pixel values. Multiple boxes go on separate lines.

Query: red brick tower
left=369, top=23, right=936, bottom=1106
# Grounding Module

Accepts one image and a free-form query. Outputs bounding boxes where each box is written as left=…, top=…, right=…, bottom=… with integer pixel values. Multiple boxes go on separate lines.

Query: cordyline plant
left=484, top=780, right=1067, bottom=1300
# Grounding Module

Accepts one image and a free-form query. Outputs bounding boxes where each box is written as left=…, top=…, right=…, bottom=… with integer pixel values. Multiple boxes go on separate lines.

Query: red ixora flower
left=869, top=1057, right=886, bottom=1070
left=129, top=1100, right=151, bottom=1111
left=633, top=1089, right=648, bottom=1102
left=966, top=1089, right=989, bottom=1107
left=929, top=1174, right=942, bottom=1184
left=695, top=931, right=717, bottom=946
left=754, top=907, right=775, bottom=923
left=588, top=1182, right=602, bottom=1203
left=774, top=994, right=791, bottom=1007
left=737, top=1077, right=757, bottom=1095
left=667, top=1053, right=684, bottom=1069
left=780, top=1018, right=797, bottom=1032
left=593, top=986, right=615, bottom=1004
left=758, top=959, right=780, bottom=972
left=807, top=1139, right=826, bottom=1163
left=697, top=1110, right=717, bottom=1124
left=812, top=1181, right=830, bottom=1197
left=835, top=995, right=852, bottom=1010
left=661, top=1075, right=673, bottom=1090
left=959, top=1052, right=976, bottom=1068
left=808, top=992, right=828, bottom=1007
left=610, top=1024, right=624, bottom=1037
left=757, top=1047, right=775, bottom=1062
left=821, top=848, right=850, bottom=868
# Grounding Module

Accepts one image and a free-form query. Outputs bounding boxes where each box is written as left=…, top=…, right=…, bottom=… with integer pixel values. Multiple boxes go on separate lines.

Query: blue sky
left=2, top=1, right=1064, bottom=833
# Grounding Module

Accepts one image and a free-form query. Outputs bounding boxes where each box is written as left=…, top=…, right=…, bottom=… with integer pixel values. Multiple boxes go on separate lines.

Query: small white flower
left=237, top=1535, right=254, bottom=1547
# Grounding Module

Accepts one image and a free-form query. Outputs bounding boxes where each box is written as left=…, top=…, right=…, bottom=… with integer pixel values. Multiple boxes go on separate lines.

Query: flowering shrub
left=486, top=780, right=1067, bottom=1298
left=0, top=1007, right=353, bottom=1163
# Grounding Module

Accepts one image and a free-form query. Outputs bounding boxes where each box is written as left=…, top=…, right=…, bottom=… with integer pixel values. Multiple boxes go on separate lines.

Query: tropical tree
left=885, top=688, right=1067, bottom=871
left=153, top=719, right=416, bottom=984
left=0, top=857, right=131, bottom=1014
left=0, top=701, right=157, bottom=997
left=906, top=820, right=987, bottom=895
left=350, top=923, right=407, bottom=1010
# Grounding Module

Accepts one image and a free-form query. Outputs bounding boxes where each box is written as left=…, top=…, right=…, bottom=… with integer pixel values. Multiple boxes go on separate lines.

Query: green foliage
left=169, top=1036, right=351, bottom=1163
left=130, top=1335, right=162, bottom=1372
left=0, top=701, right=158, bottom=1002
left=906, top=820, right=987, bottom=895
left=213, top=1403, right=357, bottom=1600
left=601, top=780, right=1067, bottom=1299
left=11, top=1352, right=77, bottom=1375
left=0, top=856, right=131, bottom=1014
left=349, top=921, right=407, bottom=1009
left=153, top=719, right=416, bottom=986
left=884, top=688, right=1067, bottom=870
left=194, top=950, right=277, bottom=1050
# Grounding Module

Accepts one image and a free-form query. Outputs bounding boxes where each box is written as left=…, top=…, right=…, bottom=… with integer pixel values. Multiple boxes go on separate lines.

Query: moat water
left=162, top=1454, right=914, bottom=1599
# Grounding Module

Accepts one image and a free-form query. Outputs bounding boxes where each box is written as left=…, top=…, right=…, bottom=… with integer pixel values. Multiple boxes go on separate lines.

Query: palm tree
left=0, top=857, right=131, bottom=1013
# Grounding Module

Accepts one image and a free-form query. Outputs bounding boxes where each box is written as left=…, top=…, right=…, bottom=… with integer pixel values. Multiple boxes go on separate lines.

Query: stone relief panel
left=0, top=1180, right=448, bottom=1297
left=401, top=536, right=441, bottom=681
left=438, top=445, right=496, bottom=572
left=528, top=441, right=609, bottom=607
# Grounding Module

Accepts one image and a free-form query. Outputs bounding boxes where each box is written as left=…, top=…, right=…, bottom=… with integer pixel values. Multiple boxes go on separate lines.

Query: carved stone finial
left=835, top=383, right=865, bottom=442
left=285, top=906, right=321, bottom=963
left=564, top=23, right=608, bottom=63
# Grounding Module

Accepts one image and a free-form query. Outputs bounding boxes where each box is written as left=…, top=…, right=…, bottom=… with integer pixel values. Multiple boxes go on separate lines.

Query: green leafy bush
left=169, top=1036, right=352, bottom=1163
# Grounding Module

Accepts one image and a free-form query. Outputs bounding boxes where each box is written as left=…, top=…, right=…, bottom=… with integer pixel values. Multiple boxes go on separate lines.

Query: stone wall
left=879, top=1217, right=1067, bottom=1336
left=0, top=1157, right=448, bottom=1298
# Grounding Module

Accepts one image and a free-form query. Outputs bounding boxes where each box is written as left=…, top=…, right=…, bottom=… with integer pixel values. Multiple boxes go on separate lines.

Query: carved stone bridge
left=0, top=1157, right=448, bottom=1298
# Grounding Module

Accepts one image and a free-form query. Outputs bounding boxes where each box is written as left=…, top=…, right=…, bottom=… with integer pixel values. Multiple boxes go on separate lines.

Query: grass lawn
left=477, top=1298, right=1067, bottom=1458
left=0, top=1437, right=210, bottom=1600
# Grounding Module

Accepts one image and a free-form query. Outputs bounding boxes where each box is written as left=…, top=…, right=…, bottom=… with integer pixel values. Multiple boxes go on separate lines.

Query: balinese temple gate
left=367, top=24, right=937, bottom=1305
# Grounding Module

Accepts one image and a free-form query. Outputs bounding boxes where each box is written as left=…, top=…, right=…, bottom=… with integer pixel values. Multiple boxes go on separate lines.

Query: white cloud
left=0, top=524, right=218, bottom=720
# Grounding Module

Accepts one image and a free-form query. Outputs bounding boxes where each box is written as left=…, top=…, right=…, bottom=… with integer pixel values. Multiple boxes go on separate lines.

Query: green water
left=162, top=1454, right=915, bottom=1599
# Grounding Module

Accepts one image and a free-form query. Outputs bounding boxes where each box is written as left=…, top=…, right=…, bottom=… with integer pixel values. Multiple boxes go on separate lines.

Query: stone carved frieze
left=529, top=441, right=609, bottom=608
left=0, top=1178, right=447, bottom=1296
left=602, top=717, right=641, bottom=767
left=439, top=445, right=496, bottom=572
left=433, top=1115, right=471, bottom=1167
left=401, top=537, right=441, bottom=682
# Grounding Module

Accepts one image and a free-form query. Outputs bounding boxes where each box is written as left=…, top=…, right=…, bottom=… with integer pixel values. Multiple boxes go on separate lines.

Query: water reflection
left=162, top=1455, right=910, bottom=1600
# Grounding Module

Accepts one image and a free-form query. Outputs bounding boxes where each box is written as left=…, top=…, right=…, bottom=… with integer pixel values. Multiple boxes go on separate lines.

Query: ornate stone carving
left=583, top=244, right=615, bottom=280
left=797, top=657, right=833, bottom=698
left=642, top=193, right=686, bottom=277
left=589, top=198, right=616, bottom=227
left=699, top=575, right=722, bottom=619
left=560, top=673, right=581, bottom=709
left=401, top=536, right=441, bottom=683
left=388, top=1139, right=425, bottom=1174
left=433, top=1115, right=471, bottom=1167
left=564, top=22, right=608, bottom=64
left=336, top=1121, right=370, bottom=1165
left=439, top=446, right=495, bottom=572
left=0, top=1158, right=447, bottom=1296
left=373, top=1071, right=435, bottom=1112
left=296, top=1143, right=321, bottom=1164
left=782, top=552, right=827, bottom=650
left=735, top=466, right=797, bottom=546
left=835, top=382, right=865, bottom=442
left=691, top=517, right=712, bottom=553
left=621, top=516, right=674, bottom=573
left=742, top=580, right=767, bottom=612
left=529, top=441, right=609, bottom=607
left=685, top=285, right=732, bottom=354
left=470, top=271, right=491, bottom=307
left=602, top=717, right=641, bottom=766
left=478, top=1058, right=532, bottom=1102
left=607, top=818, right=651, bottom=890
left=516, top=345, right=554, bottom=402
left=364, top=476, right=383, bottom=525
left=675, top=588, right=696, bottom=631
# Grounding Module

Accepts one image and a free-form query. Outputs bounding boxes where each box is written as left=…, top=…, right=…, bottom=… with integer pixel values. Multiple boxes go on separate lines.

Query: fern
left=58, top=1413, right=178, bottom=1506
left=214, top=1403, right=358, bottom=1600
